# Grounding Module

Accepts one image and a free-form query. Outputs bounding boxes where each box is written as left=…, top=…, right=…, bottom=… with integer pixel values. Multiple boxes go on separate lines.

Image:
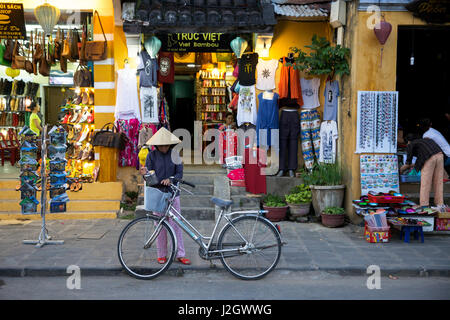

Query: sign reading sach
left=0, top=3, right=26, bottom=39
left=158, top=33, right=235, bottom=52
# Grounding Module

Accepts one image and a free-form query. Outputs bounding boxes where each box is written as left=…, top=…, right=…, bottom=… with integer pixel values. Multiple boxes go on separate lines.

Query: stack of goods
left=60, top=88, right=96, bottom=187
left=364, top=209, right=391, bottom=243
left=48, top=126, right=69, bottom=213
left=227, top=167, right=245, bottom=187
left=0, top=79, right=40, bottom=128
left=17, top=126, right=39, bottom=214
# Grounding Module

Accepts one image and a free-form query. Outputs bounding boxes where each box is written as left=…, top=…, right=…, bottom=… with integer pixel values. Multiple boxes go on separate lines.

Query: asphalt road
left=1, top=270, right=449, bottom=301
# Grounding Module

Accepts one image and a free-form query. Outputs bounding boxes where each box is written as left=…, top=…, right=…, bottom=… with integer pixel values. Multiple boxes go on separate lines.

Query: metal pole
left=23, top=124, right=64, bottom=247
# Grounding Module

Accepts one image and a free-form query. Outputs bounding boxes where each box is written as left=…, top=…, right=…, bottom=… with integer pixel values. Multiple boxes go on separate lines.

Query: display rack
left=199, top=70, right=228, bottom=129
left=23, top=125, right=64, bottom=248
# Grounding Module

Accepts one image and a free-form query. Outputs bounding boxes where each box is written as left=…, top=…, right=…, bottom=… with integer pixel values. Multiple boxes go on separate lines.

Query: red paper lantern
left=374, top=19, right=392, bottom=45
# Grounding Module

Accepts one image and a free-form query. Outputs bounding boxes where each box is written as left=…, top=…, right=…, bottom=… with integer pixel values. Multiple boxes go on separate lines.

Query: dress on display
left=256, top=92, right=279, bottom=147
left=244, top=137, right=267, bottom=194
left=115, top=66, right=140, bottom=121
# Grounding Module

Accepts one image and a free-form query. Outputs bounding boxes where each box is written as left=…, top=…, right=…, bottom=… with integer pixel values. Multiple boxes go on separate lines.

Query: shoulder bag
left=24, top=32, right=34, bottom=74
left=0, top=40, right=12, bottom=66
left=73, top=64, right=92, bottom=87
left=39, top=32, right=50, bottom=76
left=84, top=10, right=107, bottom=61
left=92, top=122, right=128, bottom=150
left=3, top=40, right=14, bottom=62
left=61, top=29, right=71, bottom=59
left=69, top=28, right=80, bottom=62
left=60, top=30, right=68, bottom=73
left=11, top=41, right=26, bottom=70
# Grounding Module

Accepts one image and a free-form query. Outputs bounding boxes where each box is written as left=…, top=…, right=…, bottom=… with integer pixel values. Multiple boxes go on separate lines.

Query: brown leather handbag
left=33, top=31, right=43, bottom=75
left=60, top=30, right=68, bottom=73
left=84, top=10, right=107, bottom=61
left=11, top=41, right=26, bottom=70
left=61, top=29, right=71, bottom=59
left=73, top=64, right=92, bottom=87
left=39, top=33, right=50, bottom=76
left=24, top=31, right=34, bottom=74
left=3, top=39, right=14, bottom=62
left=53, top=28, right=62, bottom=61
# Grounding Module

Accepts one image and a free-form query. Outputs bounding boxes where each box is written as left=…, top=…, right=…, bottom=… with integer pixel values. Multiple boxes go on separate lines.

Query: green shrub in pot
left=285, top=184, right=312, bottom=220
left=321, top=206, right=345, bottom=227
left=262, top=194, right=288, bottom=222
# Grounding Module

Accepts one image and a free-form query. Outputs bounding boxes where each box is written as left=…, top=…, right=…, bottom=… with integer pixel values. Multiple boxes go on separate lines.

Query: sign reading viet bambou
left=158, top=33, right=235, bottom=52
left=0, top=3, right=26, bottom=39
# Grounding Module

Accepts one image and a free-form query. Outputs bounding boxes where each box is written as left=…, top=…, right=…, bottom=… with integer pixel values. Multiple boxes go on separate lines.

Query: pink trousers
left=154, top=196, right=186, bottom=259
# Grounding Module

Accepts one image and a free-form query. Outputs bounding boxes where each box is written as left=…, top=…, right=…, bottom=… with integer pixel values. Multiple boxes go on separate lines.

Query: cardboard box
left=230, top=180, right=245, bottom=187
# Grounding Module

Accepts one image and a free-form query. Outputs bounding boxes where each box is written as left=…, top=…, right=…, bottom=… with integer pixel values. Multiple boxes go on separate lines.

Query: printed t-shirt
left=256, top=58, right=278, bottom=91
left=300, top=77, right=321, bottom=109
left=237, top=85, right=257, bottom=126
left=137, top=51, right=158, bottom=87
left=323, top=80, right=340, bottom=121
left=319, top=120, right=338, bottom=164
left=157, top=52, right=174, bottom=84
left=238, top=53, right=259, bottom=86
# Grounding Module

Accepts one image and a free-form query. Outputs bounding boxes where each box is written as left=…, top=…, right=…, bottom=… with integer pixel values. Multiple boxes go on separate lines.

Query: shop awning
left=271, top=0, right=330, bottom=19
left=121, top=0, right=277, bottom=34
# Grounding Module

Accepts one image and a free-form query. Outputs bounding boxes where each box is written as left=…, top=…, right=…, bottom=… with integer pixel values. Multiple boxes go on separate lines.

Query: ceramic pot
left=310, top=185, right=345, bottom=217
left=288, top=202, right=310, bottom=218
left=263, top=205, right=288, bottom=222
left=321, top=213, right=345, bottom=228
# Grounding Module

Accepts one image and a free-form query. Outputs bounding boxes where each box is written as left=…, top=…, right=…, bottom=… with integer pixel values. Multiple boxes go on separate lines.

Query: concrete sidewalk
left=0, top=218, right=449, bottom=277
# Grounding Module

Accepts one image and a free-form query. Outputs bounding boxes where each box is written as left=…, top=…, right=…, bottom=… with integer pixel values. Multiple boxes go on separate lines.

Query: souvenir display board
left=356, top=91, right=398, bottom=154
left=360, top=154, right=400, bottom=195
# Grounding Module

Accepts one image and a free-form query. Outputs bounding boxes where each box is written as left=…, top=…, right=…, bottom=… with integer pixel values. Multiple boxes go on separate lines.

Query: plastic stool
left=400, top=226, right=424, bottom=243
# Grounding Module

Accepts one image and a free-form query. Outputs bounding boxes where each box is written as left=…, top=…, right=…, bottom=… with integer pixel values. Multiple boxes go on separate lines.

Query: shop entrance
left=396, top=26, right=450, bottom=139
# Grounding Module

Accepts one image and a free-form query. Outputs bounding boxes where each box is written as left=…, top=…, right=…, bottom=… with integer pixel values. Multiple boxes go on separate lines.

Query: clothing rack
left=23, top=125, right=64, bottom=248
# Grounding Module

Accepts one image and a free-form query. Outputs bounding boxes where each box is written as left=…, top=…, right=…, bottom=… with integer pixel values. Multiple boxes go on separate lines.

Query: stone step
left=230, top=195, right=261, bottom=210
left=0, top=211, right=117, bottom=220
left=180, top=195, right=215, bottom=208
left=135, top=205, right=215, bottom=220
left=400, top=182, right=450, bottom=194
left=181, top=174, right=215, bottom=185
left=402, top=193, right=450, bottom=204
left=231, top=186, right=247, bottom=195
left=0, top=199, right=120, bottom=213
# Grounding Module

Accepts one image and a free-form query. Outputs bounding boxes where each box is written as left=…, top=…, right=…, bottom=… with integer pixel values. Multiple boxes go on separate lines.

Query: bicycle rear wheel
left=217, top=215, right=282, bottom=280
left=118, top=215, right=176, bottom=280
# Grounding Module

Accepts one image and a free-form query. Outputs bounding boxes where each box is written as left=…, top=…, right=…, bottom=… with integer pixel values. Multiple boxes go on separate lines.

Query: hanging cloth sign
left=157, top=33, right=236, bottom=52
left=0, top=3, right=27, bottom=40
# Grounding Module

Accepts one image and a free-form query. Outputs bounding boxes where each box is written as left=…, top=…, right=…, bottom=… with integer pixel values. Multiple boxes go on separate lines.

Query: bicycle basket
left=144, top=186, right=171, bottom=213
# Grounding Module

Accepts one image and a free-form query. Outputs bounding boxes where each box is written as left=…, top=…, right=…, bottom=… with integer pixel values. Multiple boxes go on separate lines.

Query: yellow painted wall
left=340, top=10, right=433, bottom=222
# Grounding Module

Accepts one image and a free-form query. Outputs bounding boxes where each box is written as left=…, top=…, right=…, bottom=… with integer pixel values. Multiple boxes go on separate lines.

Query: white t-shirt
left=115, top=66, right=140, bottom=121
left=256, top=59, right=278, bottom=91
left=237, top=85, right=257, bottom=126
left=319, top=120, right=338, bottom=163
left=423, top=127, right=450, bottom=157
left=140, top=86, right=159, bottom=124
left=300, top=77, right=321, bottom=109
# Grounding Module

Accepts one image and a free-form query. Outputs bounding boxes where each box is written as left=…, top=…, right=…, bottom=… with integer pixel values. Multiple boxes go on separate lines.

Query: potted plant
left=285, top=184, right=311, bottom=221
left=262, top=194, right=288, bottom=222
left=300, top=162, right=345, bottom=218
left=321, top=206, right=345, bottom=228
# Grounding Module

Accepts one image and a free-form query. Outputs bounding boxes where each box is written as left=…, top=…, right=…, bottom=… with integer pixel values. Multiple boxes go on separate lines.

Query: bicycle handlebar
left=171, top=177, right=195, bottom=188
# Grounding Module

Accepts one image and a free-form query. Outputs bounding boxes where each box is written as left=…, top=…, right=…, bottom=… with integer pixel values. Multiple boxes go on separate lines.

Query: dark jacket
left=406, top=138, right=443, bottom=171
left=144, top=148, right=183, bottom=193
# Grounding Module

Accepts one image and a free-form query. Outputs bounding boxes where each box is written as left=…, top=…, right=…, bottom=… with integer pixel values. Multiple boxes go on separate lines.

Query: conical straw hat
left=146, top=127, right=181, bottom=146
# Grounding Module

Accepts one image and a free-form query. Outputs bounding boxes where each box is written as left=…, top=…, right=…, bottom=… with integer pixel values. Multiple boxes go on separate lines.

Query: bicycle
left=117, top=177, right=285, bottom=280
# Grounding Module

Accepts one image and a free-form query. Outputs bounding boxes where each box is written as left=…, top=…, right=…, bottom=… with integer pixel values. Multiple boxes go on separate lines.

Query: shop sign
left=157, top=33, right=236, bottom=52
left=0, top=3, right=27, bottom=40
left=405, top=0, right=450, bottom=24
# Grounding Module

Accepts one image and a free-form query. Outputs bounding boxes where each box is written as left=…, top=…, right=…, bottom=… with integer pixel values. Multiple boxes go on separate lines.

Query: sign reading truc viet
left=0, top=3, right=26, bottom=39
left=158, top=33, right=235, bottom=52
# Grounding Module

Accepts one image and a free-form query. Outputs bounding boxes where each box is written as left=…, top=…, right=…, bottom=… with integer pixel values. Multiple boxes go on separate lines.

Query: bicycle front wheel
left=217, top=215, right=282, bottom=280
left=118, top=215, right=176, bottom=280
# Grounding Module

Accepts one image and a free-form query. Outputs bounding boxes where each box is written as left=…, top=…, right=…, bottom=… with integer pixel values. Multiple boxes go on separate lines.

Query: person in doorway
left=419, top=118, right=450, bottom=177
left=219, top=112, right=237, bottom=166
left=400, top=133, right=445, bottom=211
left=29, top=102, right=42, bottom=136
left=139, top=127, right=191, bottom=265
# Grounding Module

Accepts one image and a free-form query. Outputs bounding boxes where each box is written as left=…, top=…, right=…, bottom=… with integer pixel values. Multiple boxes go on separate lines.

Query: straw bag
left=84, top=10, right=107, bottom=61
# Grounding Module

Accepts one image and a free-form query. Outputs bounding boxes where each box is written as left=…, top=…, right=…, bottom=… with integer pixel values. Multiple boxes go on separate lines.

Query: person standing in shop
left=29, top=102, right=42, bottom=136
left=419, top=118, right=450, bottom=177
left=400, top=133, right=445, bottom=211
left=139, top=127, right=191, bottom=265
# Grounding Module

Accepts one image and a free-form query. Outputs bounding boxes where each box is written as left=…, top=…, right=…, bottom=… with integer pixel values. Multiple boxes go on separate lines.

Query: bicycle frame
left=143, top=182, right=269, bottom=258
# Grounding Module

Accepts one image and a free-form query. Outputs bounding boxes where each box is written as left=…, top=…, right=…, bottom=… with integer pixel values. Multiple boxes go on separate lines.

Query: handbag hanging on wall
left=3, top=39, right=14, bottom=62
left=70, top=28, right=80, bottom=62
left=39, top=32, right=50, bottom=76
left=73, top=64, right=92, bottom=87
left=60, top=30, right=68, bottom=73
left=24, top=31, right=34, bottom=74
left=84, top=10, right=107, bottom=61
left=0, top=40, right=12, bottom=66
left=11, top=41, right=26, bottom=70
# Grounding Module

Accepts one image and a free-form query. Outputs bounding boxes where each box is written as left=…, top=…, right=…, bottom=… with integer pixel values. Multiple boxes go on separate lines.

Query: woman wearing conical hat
left=139, top=127, right=191, bottom=265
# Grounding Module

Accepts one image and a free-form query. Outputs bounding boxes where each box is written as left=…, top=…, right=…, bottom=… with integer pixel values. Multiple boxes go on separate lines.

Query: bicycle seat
left=210, top=197, right=233, bottom=208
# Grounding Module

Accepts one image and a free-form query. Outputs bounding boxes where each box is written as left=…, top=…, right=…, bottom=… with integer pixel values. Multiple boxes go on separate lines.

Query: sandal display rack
left=60, top=87, right=98, bottom=190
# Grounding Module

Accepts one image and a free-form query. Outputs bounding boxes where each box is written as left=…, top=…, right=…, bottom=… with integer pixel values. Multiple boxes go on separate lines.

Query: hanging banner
left=0, top=3, right=27, bottom=40
left=405, top=0, right=450, bottom=24
left=157, top=33, right=236, bottom=52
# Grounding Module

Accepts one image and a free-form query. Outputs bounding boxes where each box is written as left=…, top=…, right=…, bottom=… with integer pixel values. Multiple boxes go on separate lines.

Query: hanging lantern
left=144, top=36, right=161, bottom=59
left=230, top=37, right=248, bottom=59
left=373, top=16, right=392, bottom=68
left=6, top=67, right=20, bottom=78
left=34, top=2, right=61, bottom=36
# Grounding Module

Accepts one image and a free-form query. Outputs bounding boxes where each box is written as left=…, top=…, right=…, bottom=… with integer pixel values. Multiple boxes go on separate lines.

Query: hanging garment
left=137, top=50, right=158, bottom=87
left=157, top=52, right=175, bottom=84
left=238, top=52, right=259, bottom=86
left=300, top=77, right=321, bottom=109
left=256, top=92, right=279, bottom=147
left=243, top=138, right=267, bottom=194
left=319, top=120, right=338, bottom=164
left=218, top=127, right=238, bottom=164
left=279, top=109, right=300, bottom=171
left=237, top=85, right=257, bottom=126
left=323, top=80, right=340, bottom=121
left=140, top=86, right=159, bottom=123
left=116, top=118, right=141, bottom=168
left=300, top=109, right=321, bottom=170
left=278, top=57, right=303, bottom=106
left=256, top=58, right=278, bottom=91
left=138, top=123, right=158, bottom=148
left=115, top=66, right=140, bottom=121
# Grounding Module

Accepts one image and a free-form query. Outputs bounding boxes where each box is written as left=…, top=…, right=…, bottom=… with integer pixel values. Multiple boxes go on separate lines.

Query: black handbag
left=92, top=122, right=128, bottom=150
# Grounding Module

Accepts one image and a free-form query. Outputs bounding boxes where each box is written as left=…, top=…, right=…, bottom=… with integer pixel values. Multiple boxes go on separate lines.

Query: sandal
left=157, top=257, right=167, bottom=264
left=177, top=258, right=191, bottom=265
